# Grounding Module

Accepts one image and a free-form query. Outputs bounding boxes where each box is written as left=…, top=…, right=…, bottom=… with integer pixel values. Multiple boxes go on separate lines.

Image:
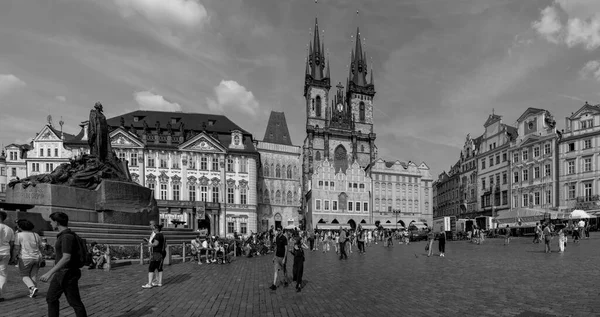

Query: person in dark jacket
left=290, top=238, right=305, bottom=292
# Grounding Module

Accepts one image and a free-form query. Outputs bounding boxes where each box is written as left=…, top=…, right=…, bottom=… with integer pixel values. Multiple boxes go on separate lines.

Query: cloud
left=0, top=74, right=26, bottom=97
left=579, top=60, right=600, bottom=80
left=55, top=95, right=67, bottom=102
left=533, top=1, right=600, bottom=50
left=113, top=0, right=208, bottom=29
left=207, top=80, right=260, bottom=117
left=134, top=90, right=182, bottom=111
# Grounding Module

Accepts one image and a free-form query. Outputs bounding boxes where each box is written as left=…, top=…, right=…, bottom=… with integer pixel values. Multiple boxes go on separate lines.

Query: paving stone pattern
left=1, top=235, right=599, bottom=317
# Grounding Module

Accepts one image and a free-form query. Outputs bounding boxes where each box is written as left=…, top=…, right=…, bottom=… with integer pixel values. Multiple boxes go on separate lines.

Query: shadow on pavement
left=165, top=273, right=191, bottom=285
left=112, top=305, right=156, bottom=317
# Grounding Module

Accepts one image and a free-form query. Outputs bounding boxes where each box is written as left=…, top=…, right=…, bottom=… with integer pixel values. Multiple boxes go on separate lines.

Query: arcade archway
left=348, top=219, right=356, bottom=230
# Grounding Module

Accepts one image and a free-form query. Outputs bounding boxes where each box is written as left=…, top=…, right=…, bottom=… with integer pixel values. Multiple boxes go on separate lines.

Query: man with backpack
left=40, top=212, right=88, bottom=317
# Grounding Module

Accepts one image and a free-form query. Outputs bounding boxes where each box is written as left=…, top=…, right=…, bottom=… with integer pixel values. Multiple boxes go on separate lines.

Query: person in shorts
left=0, top=211, right=15, bottom=302
left=142, top=223, right=166, bottom=288
left=12, top=219, right=43, bottom=298
left=269, top=228, right=289, bottom=290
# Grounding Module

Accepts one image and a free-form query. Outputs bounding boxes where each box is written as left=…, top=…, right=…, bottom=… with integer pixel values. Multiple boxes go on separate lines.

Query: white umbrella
left=284, top=224, right=299, bottom=230
left=570, top=209, right=591, bottom=219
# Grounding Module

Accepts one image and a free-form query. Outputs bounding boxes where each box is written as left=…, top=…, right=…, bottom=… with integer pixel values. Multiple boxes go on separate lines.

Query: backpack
left=70, top=232, right=93, bottom=268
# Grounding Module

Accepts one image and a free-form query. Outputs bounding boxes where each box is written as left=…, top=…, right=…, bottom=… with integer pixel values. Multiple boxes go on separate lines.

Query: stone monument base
left=6, top=179, right=159, bottom=228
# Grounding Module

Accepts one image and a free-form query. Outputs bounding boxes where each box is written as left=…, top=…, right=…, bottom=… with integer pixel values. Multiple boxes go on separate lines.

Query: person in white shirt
left=0, top=211, right=15, bottom=302
left=11, top=219, right=43, bottom=298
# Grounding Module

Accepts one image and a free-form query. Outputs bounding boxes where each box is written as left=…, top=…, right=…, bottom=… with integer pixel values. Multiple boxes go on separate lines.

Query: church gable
left=571, top=102, right=600, bottom=119
left=179, top=132, right=226, bottom=153
left=110, top=129, right=144, bottom=148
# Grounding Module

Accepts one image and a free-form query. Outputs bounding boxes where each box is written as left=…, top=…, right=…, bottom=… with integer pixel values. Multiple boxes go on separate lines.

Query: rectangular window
left=212, top=187, right=219, bottom=202
left=227, top=158, right=234, bottom=172
left=533, top=147, right=540, bottom=157
left=0, top=167, right=4, bottom=176
left=567, top=161, right=575, bottom=174
left=227, top=222, right=234, bottom=234
left=513, top=172, right=519, bottom=183
left=522, top=194, right=528, bottom=207
left=523, top=169, right=529, bottom=181
left=348, top=201, right=353, bottom=211
left=240, top=188, right=247, bottom=205
left=160, top=155, right=168, bottom=168
left=11, top=167, right=17, bottom=176
left=332, top=201, right=338, bottom=211
left=545, top=164, right=551, bottom=177
left=325, top=181, right=329, bottom=187
left=148, top=183, right=155, bottom=196
left=130, top=153, right=138, bottom=167
left=482, top=179, right=486, bottom=190
left=324, top=200, right=330, bottom=211
left=201, top=157, right=208, bottom=170
left=172, top=184, right=180, bottom=201
left=568, top=184, right=576, bottom=199
left=172, top=154, right=180, bottom=169
left=502, top=172, right=507, bottom=184
left=584, top=183, right=593, bottom=200
left=201, top=186, right=207, bottom=201
left=495, top=155, right=500, bottom=165
left=546, top=190, right=551, bottom=205
left=489, top=157, right=493, bottom=167
left=481, top=159, right=486, bottom=169
left=316, top=200, right=321, bottom=210
left=544, top=143, right=551, bottom=155
left=584, top=157, right=592, bottom=172
left=240, top=222, right=247, bottom=234
left=568, top=143, right=575, bottom=152
left=47, top=148, right=51, bottom=157
left=240, top=158, right=247, bottom=173
left=54, top=148, right=59, bottom=157
left=502, top=153, right=507, bottom=162
left=534, top=192, right=540, bottom=205
left=40, top=149, right=43, bottom=157
left=356, top=202, right=361, bottom=212
left=147, top=156, right=155, bottom=168
left=502, top=191, right=508, bottom=206
left=534, top=166, right=540, bottom=179
left=584, top=139, right=592, bottom=149
left=0, top=184, right=5, bottom=192
left=189, top=156, right=196, bottom=170
left=160, top=184, right=167, bottom=200
left=496, top=174, right=500, bottom=185
left=212, top=157, right=219, bottom=171
left=227, top=187, right=234, bottom=204
left=189, top=185, right=196, bottom=201
left=522, top=150, right=528, bottom=161
left=364, top=202, right=369, bottom=212
left=118, top=151, right=126, bottom=161
left=513, top=152, right=518, bottom=163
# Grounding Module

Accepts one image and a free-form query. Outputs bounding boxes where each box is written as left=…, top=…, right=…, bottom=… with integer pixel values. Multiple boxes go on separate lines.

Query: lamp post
left=220, top=156, right=227, bottom=238
left=393, top=209, right=401, bottom=230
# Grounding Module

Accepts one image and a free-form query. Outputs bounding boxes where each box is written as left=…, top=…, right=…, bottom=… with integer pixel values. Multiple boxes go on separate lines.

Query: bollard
left=182, top=242, right=186, bottom=263
left=139, top=243, right=144, bottom=265
left=164, top=244, right=172, bottom=265
left=104, top=244, right=111, bottom=271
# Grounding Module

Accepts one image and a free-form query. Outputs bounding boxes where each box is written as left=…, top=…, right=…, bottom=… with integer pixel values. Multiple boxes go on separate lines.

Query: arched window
left=359, top=102, right=365, bottom=122
left=334, top=145, right=348, bottom=173
left=281, top=165, right=286, bottom=178
left=361, top=145, right=365, bottom=152
left=287, top=166, right=292, bottom=178
left=270, top=163, right=274, bottom=177
left=315, top=151, right=321, bottom=161
left=263, top=163, right=269, bottom=177
left=287, top=191, right=293, bottom=205
left=264, top=189, right=270, bottom=203
left=293, top=166, right=298, bottom=178
left=293, top=191, right=298, bottom=204
left=276, top=164, right=281, bottom=178
left=276, top=190, right=281, bottom=204
left=316, top=96, right=322, bottom=117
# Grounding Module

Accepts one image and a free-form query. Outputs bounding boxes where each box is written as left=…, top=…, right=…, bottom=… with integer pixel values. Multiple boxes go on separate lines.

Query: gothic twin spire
left=305, top=18, right=374, bottom=88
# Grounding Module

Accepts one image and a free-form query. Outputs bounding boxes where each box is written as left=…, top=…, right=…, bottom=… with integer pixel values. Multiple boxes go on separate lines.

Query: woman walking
left=142, top=223, right=166, bottom=288
left=11, top=219, right=43, bottom=298
left=426, top=229, right=434, bottom=257
left=504, top=225, right=511, bottom=246
left=438, top=229, right=446, bottom=257
left=557, top=226, right=565, bottom=253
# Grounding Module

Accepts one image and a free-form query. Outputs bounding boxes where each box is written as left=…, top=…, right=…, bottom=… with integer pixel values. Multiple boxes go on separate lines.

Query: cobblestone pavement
left=1, top=234, right=600, bottom=317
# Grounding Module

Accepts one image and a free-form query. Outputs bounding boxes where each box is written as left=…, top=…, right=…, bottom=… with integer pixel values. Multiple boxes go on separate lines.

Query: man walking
left=40, top=212, right=87, bottom=317
left=338, top=228, right=348, bottom=260
left=0, top=211, right=15, bottom=302
left=269, top=228, right=289, bottom=290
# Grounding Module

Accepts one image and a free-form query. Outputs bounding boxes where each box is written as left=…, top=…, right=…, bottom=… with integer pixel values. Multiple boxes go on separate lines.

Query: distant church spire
left=307, top=18, right=327, bottom=80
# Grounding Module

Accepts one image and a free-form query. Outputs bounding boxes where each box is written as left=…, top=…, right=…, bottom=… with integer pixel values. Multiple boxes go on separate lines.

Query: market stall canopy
left=284, top=224, right=299, bottom=230
left=570, top=209, right=591, bottom=219
left=315, top=224, right=351, bottom=230
left=495, top=208, right=546, bottom=224
left=356, top=224, right=377, bottom=230
left=380, top=224, right=405, bottom=230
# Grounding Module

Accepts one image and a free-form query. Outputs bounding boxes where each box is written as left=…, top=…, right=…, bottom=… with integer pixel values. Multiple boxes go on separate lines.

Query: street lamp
left=393, top=209, right=402, bottom=230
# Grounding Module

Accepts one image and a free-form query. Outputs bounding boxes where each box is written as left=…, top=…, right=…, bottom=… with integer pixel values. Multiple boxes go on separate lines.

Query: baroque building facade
left=367, top=159, right=433, bottom=226
left=433, top=162, right=461, bottom=219
left=1, top=143, right=29, bottom=201
left=256, top=111, right=302, bottom=231
left=508, top=108, right=560, bottom=210
left=558, top=102, right=600, bottom=213
left=459, top=134, right=482, bottom=218
left=477, top=113, right=516, bottom=218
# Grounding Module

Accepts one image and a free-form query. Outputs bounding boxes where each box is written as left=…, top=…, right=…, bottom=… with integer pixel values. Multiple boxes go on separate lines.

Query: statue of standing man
left=88, top=102, right=112, bottom=162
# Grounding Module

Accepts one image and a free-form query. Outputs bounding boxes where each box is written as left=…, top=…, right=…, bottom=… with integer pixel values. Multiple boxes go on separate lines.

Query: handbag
left=34, top=233, right=46, bottom=268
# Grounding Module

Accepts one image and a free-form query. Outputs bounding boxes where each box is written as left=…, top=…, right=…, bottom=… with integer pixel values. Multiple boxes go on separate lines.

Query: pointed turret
left=370, top=69, right=374, bottom=86
left=347, top=26, right=375, bottom=96
left=326, top=57, right=330, bottom=79
left=303, top=17, right=331, bottom=97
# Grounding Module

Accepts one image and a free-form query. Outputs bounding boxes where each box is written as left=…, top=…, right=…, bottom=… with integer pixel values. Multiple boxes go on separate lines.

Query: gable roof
left=570, top=102, right=600, bottom=119
left=107, top=110, right=250, bottom=135
left=262, top=111, right=293, bottom=146
left=484, top=114, right=502, bottom=127
left=516, top=107, right=546, bottom=123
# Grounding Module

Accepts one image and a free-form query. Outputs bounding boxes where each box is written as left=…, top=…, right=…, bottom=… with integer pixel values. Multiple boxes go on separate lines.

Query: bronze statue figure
left=88, top=102, right=112, bottom=162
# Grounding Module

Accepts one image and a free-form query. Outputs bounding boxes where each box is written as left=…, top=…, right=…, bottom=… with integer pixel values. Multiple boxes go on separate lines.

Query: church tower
left=347, top=28, right=377, bottom=165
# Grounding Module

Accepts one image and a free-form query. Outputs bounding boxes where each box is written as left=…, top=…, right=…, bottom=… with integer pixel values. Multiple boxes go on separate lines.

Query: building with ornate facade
left=477, top=113, right=516, bottom=218
left=558, top=102, right=600, bottom=212
left=367, top=159, right=433, bottom=227
left=1, top=143, right=30, bottom=201
left=256, top=111, right=302, bottom=231
left=301, top=19, right=377, bottom=199
left=305, top=160, right=371, bottom=230
left=433, top=162, right=461, bottom=218
left=458, top=134, right=482, bottom=218
left=508, top=108, right=560, bottom=210
left=0, top=150, right=6, bottom=201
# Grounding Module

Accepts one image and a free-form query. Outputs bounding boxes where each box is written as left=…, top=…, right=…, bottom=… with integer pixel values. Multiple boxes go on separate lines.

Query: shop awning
left=380, top=224, right=405, bottom=230
left=357, top=224, right=377, bottom=230
left=315, top=224, right=351, bottom=230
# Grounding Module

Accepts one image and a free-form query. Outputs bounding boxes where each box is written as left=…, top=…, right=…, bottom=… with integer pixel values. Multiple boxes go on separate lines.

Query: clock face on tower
left=337, top=103, right=343, bottom=112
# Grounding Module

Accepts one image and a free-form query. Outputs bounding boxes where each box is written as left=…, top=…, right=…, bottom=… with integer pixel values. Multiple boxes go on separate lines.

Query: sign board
left=433, top=217, right=451, bottom=233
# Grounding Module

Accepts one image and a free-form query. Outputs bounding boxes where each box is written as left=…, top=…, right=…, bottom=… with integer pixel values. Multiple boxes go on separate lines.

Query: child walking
left=290, top=238, right=305, bottom=292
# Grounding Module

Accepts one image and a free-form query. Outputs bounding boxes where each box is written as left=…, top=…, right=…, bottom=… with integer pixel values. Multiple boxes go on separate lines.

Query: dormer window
left=208, top=120, right=216, bottom=126
left=171, top=118, right=177, bottom=124
left=134, top=117, right=139, bottom=122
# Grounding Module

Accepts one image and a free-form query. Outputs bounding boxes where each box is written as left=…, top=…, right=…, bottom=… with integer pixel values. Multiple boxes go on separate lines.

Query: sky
left=1, top=0, right=600, bottom=177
